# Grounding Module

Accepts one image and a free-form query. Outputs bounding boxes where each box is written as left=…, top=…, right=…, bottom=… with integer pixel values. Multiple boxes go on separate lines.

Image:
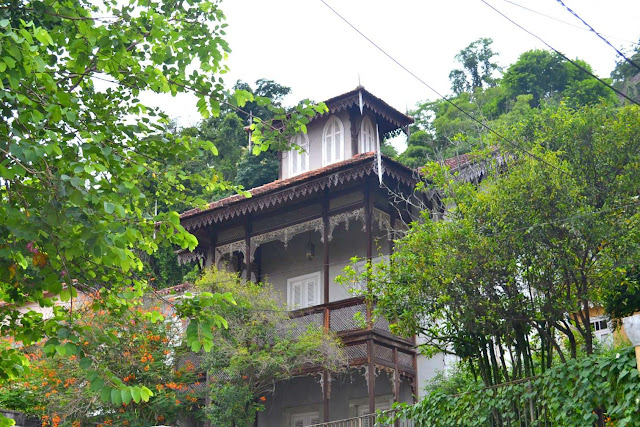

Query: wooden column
left=323, top=370, right=330, bottom=422
left=323, top=188, right=330, bottom=304
left=207, top=228, right=217, bottom=270
left=393, top=348, right=400, bottom=427
left=364, top=180, right=373, bottom=327
left=323, top=189, right=331, bottom=422
left=366, top=179, right=376, bottom=415
left=367, top=339, right=376, bottom=415
left=365, top=179, right=373, bottom=263
left=389, top=208, right=397, bottom=256
left=244, top=215, right=251, bottom=281
left=349, top=106, right=360, bottom=156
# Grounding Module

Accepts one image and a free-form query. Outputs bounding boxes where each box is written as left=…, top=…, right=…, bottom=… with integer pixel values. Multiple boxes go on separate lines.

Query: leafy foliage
left=0, top=294, right=200, bottom=426
left=0, top=1, right=324, bottom=424
left=346, top=105, right=640, bottom=397
left=449, top=38, right=500, bottom=95
left=610, top=40, right=640, bottom=104
left=387, top=347, right=640, bottom=426
left=195, top=269, right=347, bottom=427
left=503, top=49, right=617, bottom=108
left=603, top=266, right=640, bottom=328
left=398, top=46, right=618, bottom=169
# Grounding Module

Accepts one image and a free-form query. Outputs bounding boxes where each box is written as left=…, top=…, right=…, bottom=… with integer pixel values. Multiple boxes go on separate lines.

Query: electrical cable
left=480, top=0, right=640, bottom=107
left=502, top=0, right=637, bottom=45
left=316, top=0, right=572, bottom=178
left=554, top=0, right=640, bottom=73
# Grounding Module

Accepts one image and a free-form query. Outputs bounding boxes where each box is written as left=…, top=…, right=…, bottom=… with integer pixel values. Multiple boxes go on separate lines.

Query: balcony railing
left=289, top=297, right=416, bottom=373
left=309, top=411, right=415, bottom=427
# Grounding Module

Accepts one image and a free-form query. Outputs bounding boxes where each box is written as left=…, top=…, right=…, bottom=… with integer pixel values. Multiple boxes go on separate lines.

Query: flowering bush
left=0, top=293, right=201, bottom=426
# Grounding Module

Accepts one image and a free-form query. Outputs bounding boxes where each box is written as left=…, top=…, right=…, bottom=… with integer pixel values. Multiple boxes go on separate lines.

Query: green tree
left=611, top=40, right=640, bottom=104
left=196, top=269, right=346, bottom=427
left=449, top=38, right=501, bottom=95
left=502, top=49, right=616, bottom=107
left=349, top=104, right=640, bottom=389
left=0, top=0, right=323, bottom=421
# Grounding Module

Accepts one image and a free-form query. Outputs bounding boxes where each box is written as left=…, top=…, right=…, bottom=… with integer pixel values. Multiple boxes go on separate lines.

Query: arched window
left=359, top=116, right=376, bottom=153
left=289, top=133, right=309, bottom=177
left=322, top=115, right=344, bottom=166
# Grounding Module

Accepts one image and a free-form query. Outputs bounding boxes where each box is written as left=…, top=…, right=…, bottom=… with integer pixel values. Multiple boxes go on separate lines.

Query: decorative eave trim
left=181, top=158, right=415, bottom=232
left=313, top=88, right=413, bottom=134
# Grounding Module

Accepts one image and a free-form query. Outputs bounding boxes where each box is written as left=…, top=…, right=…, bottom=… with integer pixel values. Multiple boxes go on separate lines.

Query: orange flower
left=260, top=396, right=266, bottom=402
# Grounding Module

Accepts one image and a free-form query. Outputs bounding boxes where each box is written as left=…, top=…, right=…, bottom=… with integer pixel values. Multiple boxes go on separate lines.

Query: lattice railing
left=290, top=297, right=390, bottom=334
left=309, top=410, right=415, bottom=427
left=288, top=298, right=415, bottom=370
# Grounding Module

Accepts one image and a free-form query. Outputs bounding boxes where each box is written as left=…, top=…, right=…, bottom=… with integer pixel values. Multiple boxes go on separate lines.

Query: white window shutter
left=323, top=116, right=344, bottom=165
left=292, top=283, right=302, bottom=308
left=306, top=278, right=317, bottom=306
left=325, top=132, right=332, bottom=164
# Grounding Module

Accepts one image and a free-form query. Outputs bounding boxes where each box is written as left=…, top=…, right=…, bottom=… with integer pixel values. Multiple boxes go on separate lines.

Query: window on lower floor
left=590, top=317, right=613, bottom=345
left=287, top=271, right=321, bottom=309
left=291, top=411, right=320, bottom=427
left=350, top=395, right=393, bottom=427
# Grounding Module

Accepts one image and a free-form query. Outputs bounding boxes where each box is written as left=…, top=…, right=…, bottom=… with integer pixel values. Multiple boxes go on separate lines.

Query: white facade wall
left=280, top=111, right=357, bottom=180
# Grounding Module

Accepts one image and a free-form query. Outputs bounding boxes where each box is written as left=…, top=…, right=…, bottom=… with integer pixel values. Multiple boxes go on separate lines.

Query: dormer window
left=359, top=116, right=376, bottom=153
left=322, top=115, right=344, bottom=166
left=289, top=133, right=309, bottom=176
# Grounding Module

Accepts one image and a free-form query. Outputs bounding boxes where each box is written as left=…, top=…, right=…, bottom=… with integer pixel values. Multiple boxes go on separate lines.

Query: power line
left=554, top=0, right=640, bottom=73
left=480, top=0, right=640, bottom=107
left=502, top=0, right=637, bottom=45
left=316, top=0, right=571, bottom=178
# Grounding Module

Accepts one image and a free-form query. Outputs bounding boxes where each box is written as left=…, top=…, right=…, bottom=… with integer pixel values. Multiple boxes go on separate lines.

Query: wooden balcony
left=289, top=297, right=416, bottom=376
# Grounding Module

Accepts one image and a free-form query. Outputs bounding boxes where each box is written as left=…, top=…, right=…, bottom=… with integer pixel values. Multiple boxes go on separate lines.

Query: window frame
left=290, top=410, right=320, bottom=427
left=288, top=133, right=310, bottom=177
left=322, top=115, right=345, bottom=166
left=287, top=271, right=322, bottom=309
left=359, top=116, right=376, bottom=154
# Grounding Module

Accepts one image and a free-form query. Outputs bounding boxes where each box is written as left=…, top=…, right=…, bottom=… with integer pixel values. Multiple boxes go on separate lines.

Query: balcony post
left=393, top=347, right=400, bottom=427
left=323, top=188, right=330, bottom=304
left=367, top=339, right=375, bottom=415
left=323, top=369, right=330, bottom=423
left=323, top=188, right=330, bottom=422
left=244, top=215, right=251, bottom=281
left=364, top=179, right=373, bottom=327
left=207, top=228, right=217, bottom=270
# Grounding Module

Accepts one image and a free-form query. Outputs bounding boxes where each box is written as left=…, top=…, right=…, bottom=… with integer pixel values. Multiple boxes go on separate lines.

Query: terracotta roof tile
left=180, top=152, right=384, bottom=220
left=442, top=153, right=472, bottom=170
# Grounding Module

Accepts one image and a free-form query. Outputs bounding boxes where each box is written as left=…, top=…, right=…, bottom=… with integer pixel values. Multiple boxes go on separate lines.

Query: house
left=178, top=87, right=449, bottom=425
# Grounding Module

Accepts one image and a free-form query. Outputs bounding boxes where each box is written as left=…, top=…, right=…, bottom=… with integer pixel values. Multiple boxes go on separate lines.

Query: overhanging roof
left=180, top=153, right=416, bottom=231
left=313, top=86, right=414, bottom=135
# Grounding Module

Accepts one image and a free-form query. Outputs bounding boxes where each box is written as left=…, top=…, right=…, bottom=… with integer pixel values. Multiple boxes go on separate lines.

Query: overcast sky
left=144, top=0, right=640, bottom=149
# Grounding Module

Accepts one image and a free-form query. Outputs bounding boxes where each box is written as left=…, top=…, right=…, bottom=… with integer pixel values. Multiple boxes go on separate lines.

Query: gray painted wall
left=258, top=220, right=390, bottom=305
left=258, top=369, right=413, bottom=426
